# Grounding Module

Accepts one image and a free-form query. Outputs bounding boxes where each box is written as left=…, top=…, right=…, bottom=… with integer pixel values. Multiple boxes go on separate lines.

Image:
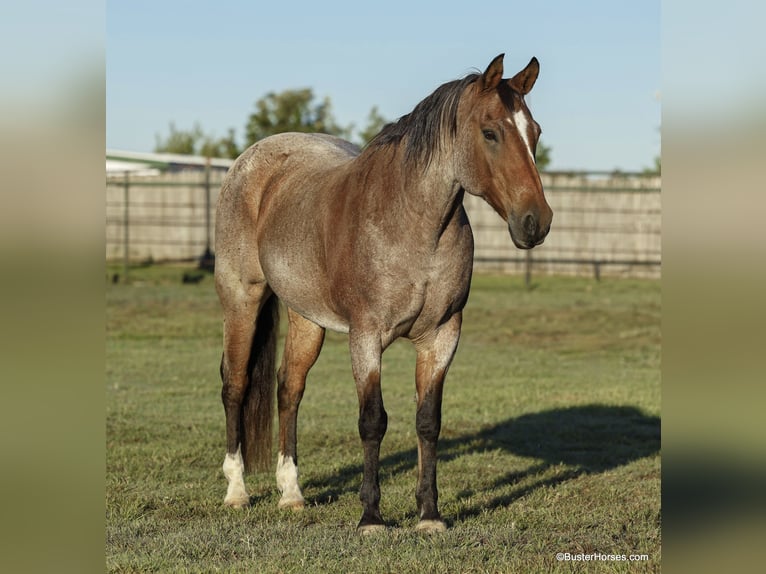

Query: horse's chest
left=378, top=243, right=473, bottom=339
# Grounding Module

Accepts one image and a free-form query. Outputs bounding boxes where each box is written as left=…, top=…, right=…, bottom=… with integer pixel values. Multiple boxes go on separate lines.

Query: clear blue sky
left=107, top=0, right=659, bottom=172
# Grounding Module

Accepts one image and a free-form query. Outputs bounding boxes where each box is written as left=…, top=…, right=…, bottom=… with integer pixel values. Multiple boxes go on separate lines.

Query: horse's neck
left=355, top=147, right=462, bottom=237
left=415, top=173, right=465, bottom=235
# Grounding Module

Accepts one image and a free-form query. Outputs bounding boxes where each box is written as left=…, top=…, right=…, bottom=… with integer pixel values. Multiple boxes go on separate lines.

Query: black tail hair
left=241, top=294, right=279, bottom=473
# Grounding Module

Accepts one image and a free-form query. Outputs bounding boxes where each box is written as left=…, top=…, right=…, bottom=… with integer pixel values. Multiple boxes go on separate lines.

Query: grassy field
left=106, top=264, right=660, bottom=573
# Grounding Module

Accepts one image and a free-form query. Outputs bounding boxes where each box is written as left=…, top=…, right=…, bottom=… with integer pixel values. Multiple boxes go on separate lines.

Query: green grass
left=106, top=264, right=660, bottom=573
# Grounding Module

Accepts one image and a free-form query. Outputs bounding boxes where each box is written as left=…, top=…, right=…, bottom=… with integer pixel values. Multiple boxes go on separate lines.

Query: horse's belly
left=259, top=250, right=350, bottom=333
left=290, top=301, right=350, bottom=334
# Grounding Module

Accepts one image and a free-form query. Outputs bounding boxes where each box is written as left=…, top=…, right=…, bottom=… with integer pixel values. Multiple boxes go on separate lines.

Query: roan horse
left=214, top=54, right=552, bottom=534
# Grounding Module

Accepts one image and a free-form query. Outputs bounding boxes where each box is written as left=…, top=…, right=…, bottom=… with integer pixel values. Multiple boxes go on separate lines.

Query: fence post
left=204, top=158, right=211, bottom=252
left=525, top=249, right=532, bottom=288
left=123, top=171, right=130, bottom=282
left=199, top=158, right=215, bottom=270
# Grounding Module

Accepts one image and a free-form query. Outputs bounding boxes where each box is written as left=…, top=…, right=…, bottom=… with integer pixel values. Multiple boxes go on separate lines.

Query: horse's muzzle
left=508, top=208, right=552, bottom=250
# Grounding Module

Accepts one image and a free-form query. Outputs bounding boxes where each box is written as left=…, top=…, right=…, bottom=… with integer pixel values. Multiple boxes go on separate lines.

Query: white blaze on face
left=509, top=110, right=535, bottom=162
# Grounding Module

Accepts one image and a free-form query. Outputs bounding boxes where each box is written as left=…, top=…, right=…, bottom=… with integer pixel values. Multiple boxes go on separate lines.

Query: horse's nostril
left=523, top=213, right=537, bottom=236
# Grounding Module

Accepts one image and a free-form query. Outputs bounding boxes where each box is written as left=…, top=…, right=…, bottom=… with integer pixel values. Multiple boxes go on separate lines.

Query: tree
left=154, top=121, right=203, bottom=155
left=245, top=88, right=351, bottom=146
left=643, top=155, right=661, bottom=175
left=357, top=106, right=388, bottom=146
left=642, top=126, right=661, bottom=175
left=199, top=128, right=240, bottom=159
left=155, top=122, right=241, bottom=159
left=535, top=139, right=552, bottom=171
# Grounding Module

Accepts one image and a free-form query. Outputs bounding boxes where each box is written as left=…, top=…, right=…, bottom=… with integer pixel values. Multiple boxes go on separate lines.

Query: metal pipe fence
left=106, top=169, right=660, bottom=280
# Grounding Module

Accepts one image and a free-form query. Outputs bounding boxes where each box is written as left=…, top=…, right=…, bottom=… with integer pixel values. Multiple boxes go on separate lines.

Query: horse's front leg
left=413, top=312, right=462, bottom=532
left=349, top=330, right=387, bottom=534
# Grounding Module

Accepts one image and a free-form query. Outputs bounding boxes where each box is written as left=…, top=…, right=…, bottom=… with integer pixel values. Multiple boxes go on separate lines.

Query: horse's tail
left=241, top=293, right=280, bottom=473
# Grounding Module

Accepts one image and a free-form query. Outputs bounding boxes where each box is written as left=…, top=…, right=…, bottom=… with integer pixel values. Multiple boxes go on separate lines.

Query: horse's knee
left=358, top=396, right=387, bottom=442
left=416, top=390, right=442, bottom=443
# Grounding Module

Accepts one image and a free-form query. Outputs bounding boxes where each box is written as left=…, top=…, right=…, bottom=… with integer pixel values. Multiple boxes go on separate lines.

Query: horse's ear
left=508, top=57, right=540, bottom=95
left=481, top=53, right=505, bottom=91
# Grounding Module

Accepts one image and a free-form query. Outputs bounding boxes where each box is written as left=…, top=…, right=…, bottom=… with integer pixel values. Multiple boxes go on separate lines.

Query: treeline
left=155, top=88, right=386, bottom=160
left=155, top=87, right=553, bottom=169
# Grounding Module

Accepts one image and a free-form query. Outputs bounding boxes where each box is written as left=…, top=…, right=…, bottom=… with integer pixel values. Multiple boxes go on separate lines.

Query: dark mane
left=366, top=74, right=480, bottom=167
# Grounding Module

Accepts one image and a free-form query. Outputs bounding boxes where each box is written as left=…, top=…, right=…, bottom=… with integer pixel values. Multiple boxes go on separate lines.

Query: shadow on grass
left=303, top=404, right=660, bottom=523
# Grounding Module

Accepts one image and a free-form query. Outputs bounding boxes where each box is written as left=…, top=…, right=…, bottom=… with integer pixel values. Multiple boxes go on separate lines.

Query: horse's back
left=216, top=133, right=357, bottom=265
left=215, top=133, right=359, bottom=317
left=219, top=132, right=358, bottom=212
left=250, top=132, right=358, bottom=177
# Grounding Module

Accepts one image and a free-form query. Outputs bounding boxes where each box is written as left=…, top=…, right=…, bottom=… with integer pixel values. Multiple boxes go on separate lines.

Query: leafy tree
left=642, top=126, right=661, bottom=175
left=199, top=128, right=240, bottom=159
left=155, top=123, right=241, bottom=159
left=245, top=88, right=351, bottom=146
left=154, top=121, right=203, bottom=155
left=357, top=106, right=388, bottom=146
left=535, top=139, right=552, bottom=171
left=643, top=155, right=661, bottom=175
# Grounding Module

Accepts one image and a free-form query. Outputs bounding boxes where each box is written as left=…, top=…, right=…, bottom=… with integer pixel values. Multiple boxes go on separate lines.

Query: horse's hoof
left=278, top=497, right=305, bottom=511
left=357, top=523, right=387, bottom=536
left=415, top=519, right=447, bottom=533
left=223, top=496, right=250, bottom=509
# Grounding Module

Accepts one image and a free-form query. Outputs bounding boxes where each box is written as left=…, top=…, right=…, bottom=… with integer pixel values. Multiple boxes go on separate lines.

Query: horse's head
left=455, top=54, right=553, bottom=249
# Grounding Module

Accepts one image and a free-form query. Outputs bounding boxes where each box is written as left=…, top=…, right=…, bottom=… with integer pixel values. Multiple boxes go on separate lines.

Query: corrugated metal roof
left=106, top=149, right=235, bottom=172
left=106, top=159, right=161, bottom=176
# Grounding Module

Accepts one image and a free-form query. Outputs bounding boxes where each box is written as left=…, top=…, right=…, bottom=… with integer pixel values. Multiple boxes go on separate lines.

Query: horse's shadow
left=302, top=404, right=660, bottom=523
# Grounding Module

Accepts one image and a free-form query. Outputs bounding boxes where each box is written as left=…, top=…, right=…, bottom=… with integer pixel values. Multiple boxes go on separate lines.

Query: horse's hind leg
left=412, top=312, right=462, bottom=533
left=218, top=281, right=269, bottom=508
left=275, top=308, right=325, bottom=509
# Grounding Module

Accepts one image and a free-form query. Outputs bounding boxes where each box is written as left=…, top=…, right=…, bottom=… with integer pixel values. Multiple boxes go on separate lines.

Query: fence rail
left=106, top=169, right=660, bottom=280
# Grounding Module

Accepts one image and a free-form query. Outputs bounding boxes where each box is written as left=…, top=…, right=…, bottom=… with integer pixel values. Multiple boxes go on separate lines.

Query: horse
left=214, top=53, right=552, bottom=534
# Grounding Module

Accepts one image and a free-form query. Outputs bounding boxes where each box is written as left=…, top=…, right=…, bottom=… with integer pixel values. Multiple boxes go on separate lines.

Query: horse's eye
left=482, top=129, right=497, bottom=142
